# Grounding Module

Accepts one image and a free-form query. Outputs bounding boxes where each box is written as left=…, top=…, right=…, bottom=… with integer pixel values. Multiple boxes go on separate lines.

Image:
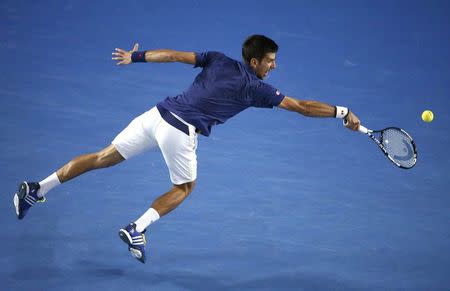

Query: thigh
left=155, top=120, right=198, bottom=185
left=112, top=107, right=160, bottom=160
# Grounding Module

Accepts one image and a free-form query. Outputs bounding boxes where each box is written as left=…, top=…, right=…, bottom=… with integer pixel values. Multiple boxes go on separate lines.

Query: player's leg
left=38, top=144, right=124, bottom=197
left=14, top=108, right=159, bottom=220
left=150, top=181, right=196, bottom=217
left=138, top=109, right=198, bottom=229
left=56, top=144, right=124, bottom=183
left=119, top=107, right=198, bottom=263
left=119, top=181, right=196, bottom=263
left=13, top=145, right=125, bottom=220
left=133, top=180, right=196, bottom=233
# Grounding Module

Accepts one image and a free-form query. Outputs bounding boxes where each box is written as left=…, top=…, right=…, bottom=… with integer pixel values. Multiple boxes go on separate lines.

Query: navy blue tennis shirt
left=157, top=51, right=285, bottom=136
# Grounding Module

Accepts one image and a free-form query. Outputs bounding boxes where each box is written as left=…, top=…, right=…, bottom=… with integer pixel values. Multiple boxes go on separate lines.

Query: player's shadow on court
left=74, top=260, right=227, bottom=289
left=133, top=270, right=229, bottom=291
left=126, top=269, right=360, bottom=291
left=76, top=259, right=126, bottom=277
left=226, top=272, right=362, bottom=290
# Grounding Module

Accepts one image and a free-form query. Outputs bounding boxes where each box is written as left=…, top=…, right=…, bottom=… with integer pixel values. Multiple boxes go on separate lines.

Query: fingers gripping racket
left=344, top=120, right=417, bottom=169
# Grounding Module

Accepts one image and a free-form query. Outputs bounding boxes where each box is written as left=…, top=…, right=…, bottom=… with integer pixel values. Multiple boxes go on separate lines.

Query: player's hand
left=112, top=43, right=139, bottom=65
left=344, top=111, right=361, bottom=131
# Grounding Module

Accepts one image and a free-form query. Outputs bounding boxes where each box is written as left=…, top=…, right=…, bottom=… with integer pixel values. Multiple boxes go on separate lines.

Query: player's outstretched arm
left=278, top=96, right=360, bottom=130
left=112, top=43, right=196, bottom=66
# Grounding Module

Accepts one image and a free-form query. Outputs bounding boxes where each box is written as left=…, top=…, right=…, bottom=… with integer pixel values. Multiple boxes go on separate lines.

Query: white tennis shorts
left=112, top=106, right=198, bottom=185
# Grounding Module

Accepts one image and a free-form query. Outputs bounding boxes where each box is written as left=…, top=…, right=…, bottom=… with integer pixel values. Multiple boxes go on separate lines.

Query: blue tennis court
left=2, top=1, right=450, bottom=290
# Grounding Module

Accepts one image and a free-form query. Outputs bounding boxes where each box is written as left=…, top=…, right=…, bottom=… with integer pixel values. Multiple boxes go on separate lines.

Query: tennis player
left=13, top=35, right=360, bottom=263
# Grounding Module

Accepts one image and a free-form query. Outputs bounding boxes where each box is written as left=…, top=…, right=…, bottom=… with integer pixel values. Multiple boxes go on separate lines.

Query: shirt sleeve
left=194, top=51, right=224, bottom=68
left=250, top=82, right=286, bottom=108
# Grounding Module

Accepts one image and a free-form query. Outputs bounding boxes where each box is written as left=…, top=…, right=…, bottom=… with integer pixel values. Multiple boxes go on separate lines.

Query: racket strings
left=381, top=128, right=416, bottom=168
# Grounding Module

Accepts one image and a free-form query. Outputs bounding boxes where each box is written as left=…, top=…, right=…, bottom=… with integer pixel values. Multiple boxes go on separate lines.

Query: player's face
left=251, top=52, right=277, bottom=79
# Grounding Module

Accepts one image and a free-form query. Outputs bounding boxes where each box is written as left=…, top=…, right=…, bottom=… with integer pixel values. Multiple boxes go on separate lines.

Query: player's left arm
left=112, top=43, right=196, bottom=66
left=278, top=96, right=360, bottom=130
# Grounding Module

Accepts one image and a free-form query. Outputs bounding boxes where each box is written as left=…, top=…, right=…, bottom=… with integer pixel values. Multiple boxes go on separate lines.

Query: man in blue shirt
left=13, top=35, right=360, bottom=263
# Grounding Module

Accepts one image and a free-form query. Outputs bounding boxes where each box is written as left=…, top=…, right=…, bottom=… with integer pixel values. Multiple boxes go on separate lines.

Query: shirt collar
left=243, top=62, right=257, bottom=77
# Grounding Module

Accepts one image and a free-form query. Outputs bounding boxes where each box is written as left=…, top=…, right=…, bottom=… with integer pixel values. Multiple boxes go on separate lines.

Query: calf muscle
left=56, top=145, right=124, bottom=183
left=151, top=182, right=196, bottom=216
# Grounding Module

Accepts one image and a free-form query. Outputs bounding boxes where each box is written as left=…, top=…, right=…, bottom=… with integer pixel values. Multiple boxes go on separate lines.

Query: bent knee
left=186, top=180, right=196, bottom=194
left=175, top=180, right=196, bottom=196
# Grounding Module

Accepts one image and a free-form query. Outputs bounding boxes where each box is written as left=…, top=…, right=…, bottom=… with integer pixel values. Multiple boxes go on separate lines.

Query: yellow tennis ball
left=421, top=110, right=434, bottom=122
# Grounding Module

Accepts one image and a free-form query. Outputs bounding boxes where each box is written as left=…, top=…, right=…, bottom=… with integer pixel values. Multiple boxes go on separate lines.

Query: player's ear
left=250, top=57, right=259, bottom=67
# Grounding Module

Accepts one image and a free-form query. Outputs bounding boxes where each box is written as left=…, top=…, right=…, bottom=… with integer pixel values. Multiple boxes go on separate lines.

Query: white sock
left=37, top=172, right=61, bottom=197
left=134, top=208, right=160, bottom=232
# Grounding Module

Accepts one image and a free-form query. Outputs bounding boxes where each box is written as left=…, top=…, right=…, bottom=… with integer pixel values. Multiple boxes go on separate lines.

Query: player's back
left=158, top=51, right=284, bottom=136
left=185, top=52, right=255, bottom=110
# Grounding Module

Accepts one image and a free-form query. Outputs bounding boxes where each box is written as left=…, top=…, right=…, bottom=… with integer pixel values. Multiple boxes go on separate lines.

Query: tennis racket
left=344, top=120, right=417, bottom=169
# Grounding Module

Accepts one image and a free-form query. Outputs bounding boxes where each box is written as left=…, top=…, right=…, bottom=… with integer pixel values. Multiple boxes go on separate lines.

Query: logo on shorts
left=276, top=90, right=281, bottom=96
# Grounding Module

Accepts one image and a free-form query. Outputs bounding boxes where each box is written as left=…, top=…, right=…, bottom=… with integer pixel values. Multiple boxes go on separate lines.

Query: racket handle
left=343, top=119, right=369, bottom=134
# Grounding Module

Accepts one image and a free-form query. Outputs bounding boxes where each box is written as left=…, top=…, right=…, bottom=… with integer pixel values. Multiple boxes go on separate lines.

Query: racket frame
left=364, top=126, right=417, bottom=169
left=344, top=120, right=417, bottom=169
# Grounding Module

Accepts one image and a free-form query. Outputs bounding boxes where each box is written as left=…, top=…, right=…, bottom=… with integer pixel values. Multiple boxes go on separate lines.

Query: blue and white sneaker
left=118, top=223, right=147, bottom=264
left=13, top=181, right=45, bottom=220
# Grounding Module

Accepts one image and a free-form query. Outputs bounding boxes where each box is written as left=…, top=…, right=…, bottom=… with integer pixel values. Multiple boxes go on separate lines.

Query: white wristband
left=335, top=106, right=349, bottom=119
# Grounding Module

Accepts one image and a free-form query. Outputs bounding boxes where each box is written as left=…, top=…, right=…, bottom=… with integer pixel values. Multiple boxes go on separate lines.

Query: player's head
left=242, top=35, right=278, bottom=79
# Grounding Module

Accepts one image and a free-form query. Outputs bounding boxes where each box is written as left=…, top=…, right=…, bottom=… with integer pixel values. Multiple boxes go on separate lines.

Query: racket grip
left=343, top=119, right=369, bottom=134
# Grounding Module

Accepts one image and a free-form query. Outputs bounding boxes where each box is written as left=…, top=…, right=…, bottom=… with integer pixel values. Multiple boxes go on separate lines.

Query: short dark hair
left=242, top=35, right=279, bottom=64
